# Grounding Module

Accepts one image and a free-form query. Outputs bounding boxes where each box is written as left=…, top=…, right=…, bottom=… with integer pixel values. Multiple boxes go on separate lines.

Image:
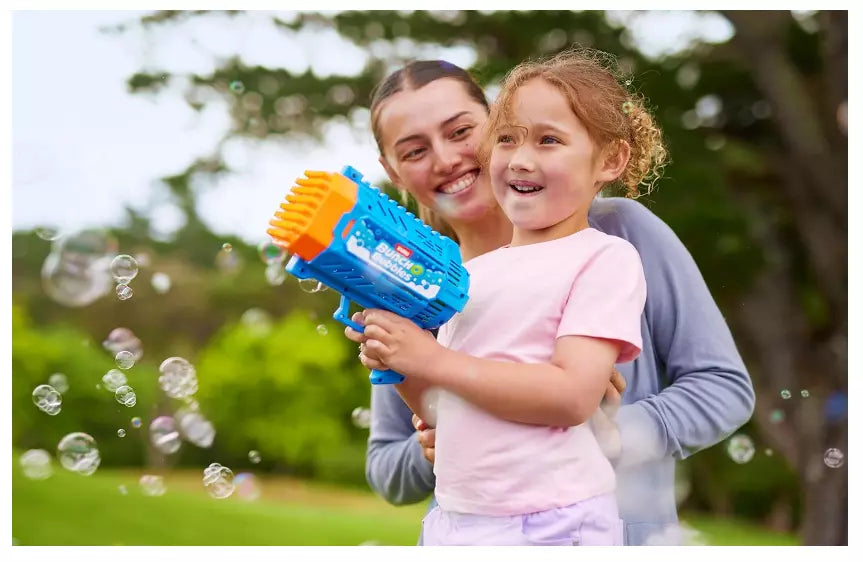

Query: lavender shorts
left=420, top=493, right=623, bottom=546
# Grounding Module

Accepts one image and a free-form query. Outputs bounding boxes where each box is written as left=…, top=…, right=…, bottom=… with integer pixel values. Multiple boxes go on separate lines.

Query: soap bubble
left=110, top=254, right=138, bottom=283
left=351, top=407, right=371, bottom=429
left=115, top=350, right=136, bottom=369
left=102, top=327, right=143, bottom=361
left=769, top=409, right=785, bottom=424
left=20, top=449, right=53, bottom=480
left=203, top=463, right=235, bottom=499
left=258, top=240, right=286, bottom=264
left=139, top=474, right=166, bottom=496
left=222, top=242, right=233, bottom=252
left=216, top=247, right=241, bottom=273
left=800, top=389, right=810, bottom=398
left=117, top=429, right=126, bottom=438
left=32, top=384, right=62, bottom=415
left=149, top=416, right=182, bottom=455
left=151, top=272, right=172, bottom=294
left=116, top=283, right=134, bottom=300
left=248, top=450, right=261, bottom=464
left=229, top=81, right=245, bottom=94
left=241, top=307, right=273, bottom=335
left=316, top=324, right=328, bottom=336
left=175, top=408, right=216, bottom=448
left=265, top=261, right=286, bottom=286
left=234, top=472, right=261, bottom=501
left=824, top=448, right=845, bottom=468
left=158, top=357, right=198, bottom=399
left=726, top=434, right=755, bottom=464
left=36, top=226, right=62, bottom=241
left=48, top=373, right=68, bottom=394
left=101, top=369, right=128, bottom=392
left=780, top=389, right=792, bottom=400
left=114, top=385, right=137, bottom=407
left=57, top=432, right=100, bottom=475
left=41, top=229, right=116, bottom=308
left=118, top=485, right=128, bottom=495
left=131, top=417, right=142, bottom=428
left=299, top=278, right=324, bottom=293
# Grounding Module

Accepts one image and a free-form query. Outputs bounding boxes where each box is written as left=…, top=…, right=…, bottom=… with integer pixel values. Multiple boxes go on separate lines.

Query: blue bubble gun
left=266, top=165, right=470, bottom=384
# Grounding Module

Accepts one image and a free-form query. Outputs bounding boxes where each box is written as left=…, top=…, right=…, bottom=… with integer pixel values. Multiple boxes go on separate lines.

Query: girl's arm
left=361, top=310, right=619, bottom=427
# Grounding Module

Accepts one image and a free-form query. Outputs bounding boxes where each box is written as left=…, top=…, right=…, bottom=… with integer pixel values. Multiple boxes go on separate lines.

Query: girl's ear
left=379, top=154, right=402, bottom=188
left=596, top=140, right=631, bottom=184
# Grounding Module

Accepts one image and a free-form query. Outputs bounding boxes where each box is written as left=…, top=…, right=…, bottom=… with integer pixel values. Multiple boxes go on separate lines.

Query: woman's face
left=376, top=78, right=497, bottom=224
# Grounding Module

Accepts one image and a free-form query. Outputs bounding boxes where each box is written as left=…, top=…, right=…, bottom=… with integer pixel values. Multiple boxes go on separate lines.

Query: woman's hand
left=592, top=368, right=625, bottom=462
left=412, top=414, right=436, bottom=465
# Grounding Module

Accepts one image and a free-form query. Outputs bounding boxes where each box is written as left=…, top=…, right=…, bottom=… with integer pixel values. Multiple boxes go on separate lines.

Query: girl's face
left=376, top=78, right=497, bottom=224
left=489, top=78, right=624, bottom=236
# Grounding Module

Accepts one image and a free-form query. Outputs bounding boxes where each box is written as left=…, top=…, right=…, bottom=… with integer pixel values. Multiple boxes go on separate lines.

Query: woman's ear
left=596, top=140, right=631, bottom=184
left=379, top=154, right=402, bottom=187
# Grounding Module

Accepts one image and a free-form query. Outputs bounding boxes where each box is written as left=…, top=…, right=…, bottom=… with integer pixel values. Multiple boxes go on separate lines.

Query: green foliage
left=194, top=309, right=371, bottom=483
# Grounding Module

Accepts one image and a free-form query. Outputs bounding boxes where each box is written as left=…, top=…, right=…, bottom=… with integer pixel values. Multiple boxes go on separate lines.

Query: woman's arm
left=365, top=383, right=435, bottom=505
left=591, top=198, right=756, bottom=469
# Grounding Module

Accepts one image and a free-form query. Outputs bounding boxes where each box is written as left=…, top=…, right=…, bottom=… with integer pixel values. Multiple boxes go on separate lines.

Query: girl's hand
left=343, top=311, right=369, bottom=345
left=361, top=309, right=442, bottom=379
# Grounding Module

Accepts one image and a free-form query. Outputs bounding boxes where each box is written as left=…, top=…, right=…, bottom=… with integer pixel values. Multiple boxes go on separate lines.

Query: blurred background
left=11, top=10, right=847, bottom=546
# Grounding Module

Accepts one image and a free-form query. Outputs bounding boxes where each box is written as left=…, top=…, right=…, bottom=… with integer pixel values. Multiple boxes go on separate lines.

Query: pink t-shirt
left=433, top=228, right=647, bottom=516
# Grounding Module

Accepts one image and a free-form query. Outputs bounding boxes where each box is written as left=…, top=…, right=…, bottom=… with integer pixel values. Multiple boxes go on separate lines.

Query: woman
left=350, top=59, right=755, bottom=546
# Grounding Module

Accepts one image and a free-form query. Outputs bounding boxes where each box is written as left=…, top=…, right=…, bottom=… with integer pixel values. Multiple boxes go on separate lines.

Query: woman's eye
left=451, top=126, right=472, bottom=139
left=540, top=136, right=561, bottom=145
left=402, top=147, right=425, bottom=160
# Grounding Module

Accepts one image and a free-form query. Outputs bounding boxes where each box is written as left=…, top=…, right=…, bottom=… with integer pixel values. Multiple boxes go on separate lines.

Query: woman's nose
left=431, top=142, right=461, bottom=175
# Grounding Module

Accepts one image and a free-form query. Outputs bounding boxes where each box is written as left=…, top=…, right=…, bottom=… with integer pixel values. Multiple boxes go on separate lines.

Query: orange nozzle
left=267, top=170, right=358, bottom=261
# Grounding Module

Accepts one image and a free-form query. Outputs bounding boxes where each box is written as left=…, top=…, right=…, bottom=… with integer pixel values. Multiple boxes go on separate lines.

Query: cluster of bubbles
left=57, top=432, right=101, bottom=476
left=42, top=229, right=117, bottom=307
left=20, top=449, right=53, bottom=480
left=248, top=450, right=261, bottom=464
left=203, top=463, right=235, bottom=499
left=32, top=384, right=62, bottom=416
left=351, top=407, right=371, bottom=429
left=110, top=254, right=139, bottom=301
left=139, top=474, right=166, bottom=497
left=159, top=357, right=199, bottom=399
left=726, top=434, right=756, bottom=464
left=115, top=385, right=137, bottom=407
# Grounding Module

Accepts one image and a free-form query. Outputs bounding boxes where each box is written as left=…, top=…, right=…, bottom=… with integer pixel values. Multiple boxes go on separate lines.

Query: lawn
left=12, top=459, right=799, bottom=546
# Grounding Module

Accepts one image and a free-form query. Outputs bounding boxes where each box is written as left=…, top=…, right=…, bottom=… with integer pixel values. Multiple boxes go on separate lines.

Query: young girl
left=356, top=50, right=666, bottom=546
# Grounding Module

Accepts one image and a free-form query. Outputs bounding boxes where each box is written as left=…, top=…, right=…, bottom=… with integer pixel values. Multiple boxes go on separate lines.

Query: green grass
left=12, top=460, right=799, bottom=546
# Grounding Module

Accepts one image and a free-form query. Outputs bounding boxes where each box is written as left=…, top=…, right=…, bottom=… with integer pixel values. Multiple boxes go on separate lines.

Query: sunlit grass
left=12, top=459, right=798, bottom=546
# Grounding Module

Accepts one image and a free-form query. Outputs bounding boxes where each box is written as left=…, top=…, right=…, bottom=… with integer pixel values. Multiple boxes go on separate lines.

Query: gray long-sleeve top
left=364, top=197, right=756, bottom=546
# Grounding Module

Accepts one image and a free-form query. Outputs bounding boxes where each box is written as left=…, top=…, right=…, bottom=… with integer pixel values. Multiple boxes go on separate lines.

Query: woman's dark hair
left=370, top=60, right=488, bottom=154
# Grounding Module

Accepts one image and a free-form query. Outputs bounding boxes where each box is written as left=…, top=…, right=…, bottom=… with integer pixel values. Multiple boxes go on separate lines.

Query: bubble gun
left=266, top=165, right=470, bottom=385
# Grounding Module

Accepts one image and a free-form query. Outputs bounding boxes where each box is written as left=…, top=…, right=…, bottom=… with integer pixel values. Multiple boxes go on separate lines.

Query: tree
left=112, top=10, right=847, bottom=544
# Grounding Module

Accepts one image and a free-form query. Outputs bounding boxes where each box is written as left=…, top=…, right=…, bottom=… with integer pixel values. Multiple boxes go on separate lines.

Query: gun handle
left=369, top=369, right=406, bottom=385
left=333, top=294, right=365, bottom=332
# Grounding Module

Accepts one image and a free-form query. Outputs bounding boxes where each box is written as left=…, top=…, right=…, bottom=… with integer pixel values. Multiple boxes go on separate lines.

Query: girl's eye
left=497, top=134, right=515, bottom=144
left=540, top=136, right=561, bottom=145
